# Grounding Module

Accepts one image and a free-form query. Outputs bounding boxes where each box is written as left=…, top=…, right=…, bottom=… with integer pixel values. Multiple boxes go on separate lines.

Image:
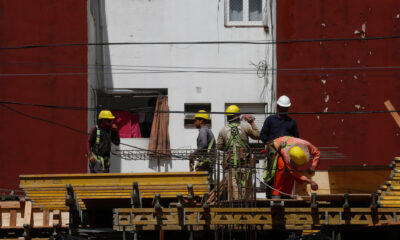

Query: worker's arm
left=307, top=141, right=320, bottom=172
left=243, top=115, right=260, bottom=140
left=216, top=129, right=225, bottom=151
left=87, top=127, right=96, bottom=155
left=87, top=127, right=97, bottom=163
left=111, top=124, right=120, bottom=145
left=286, top=164, right=318, bottom=191
left=259, top=117, right=270, bottom=144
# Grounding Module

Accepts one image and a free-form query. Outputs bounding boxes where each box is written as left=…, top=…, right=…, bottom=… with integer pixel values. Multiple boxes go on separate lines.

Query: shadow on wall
left=91, top=0, right=123, bottom=172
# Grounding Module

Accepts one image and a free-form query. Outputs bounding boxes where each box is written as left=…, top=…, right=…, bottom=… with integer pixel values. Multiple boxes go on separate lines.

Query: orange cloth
left=148, top=97, right=171, bottom=158
left=274, top=136, right=321, bottom=185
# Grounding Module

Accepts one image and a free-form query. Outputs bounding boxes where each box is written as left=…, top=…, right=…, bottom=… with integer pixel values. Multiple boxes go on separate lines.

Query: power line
left=0, top=102, right=354, bottom=174
left=1, top=35, right=400, bottom=50
left=0, top=99, right=399, bottom=115
left=0, top=65, right=400, bottom=77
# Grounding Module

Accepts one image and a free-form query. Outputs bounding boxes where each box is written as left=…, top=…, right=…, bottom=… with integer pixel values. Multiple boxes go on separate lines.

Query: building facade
left=0, top=0, right=89, bottom=189
left=276, top=0, right=400, bottom=169
left=88, top=0, right=276, bottom=173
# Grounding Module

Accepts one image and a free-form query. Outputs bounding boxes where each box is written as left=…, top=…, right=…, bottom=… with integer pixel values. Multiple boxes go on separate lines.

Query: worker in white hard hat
left=189, top=110, right=216, bottom=173
left=260, top=95, right=299, bottom=145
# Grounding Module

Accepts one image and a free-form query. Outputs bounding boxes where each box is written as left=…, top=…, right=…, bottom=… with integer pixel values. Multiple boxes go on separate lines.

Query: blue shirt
left=194, top=126, right=215, bottom=155
left=260, top=115, right=299, bottom=143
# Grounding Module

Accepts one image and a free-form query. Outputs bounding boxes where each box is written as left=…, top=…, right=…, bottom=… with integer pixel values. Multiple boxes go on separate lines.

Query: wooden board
left=20, top=172, right=209, bottom=210
left=296, top=166, right=390, bottom=195
left=0, top=201, right=68, bottom=228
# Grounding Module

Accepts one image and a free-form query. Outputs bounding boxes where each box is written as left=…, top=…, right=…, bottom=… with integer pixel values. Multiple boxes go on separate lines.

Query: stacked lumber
left=20, top=172, right=209, bottom=210
left=377, top=157, right=400, bottom=207
left=0, top=199, right=68, bottom=229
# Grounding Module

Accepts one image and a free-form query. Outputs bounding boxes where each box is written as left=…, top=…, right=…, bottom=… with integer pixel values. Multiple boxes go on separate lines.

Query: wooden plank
left=9, top=210, right=17, bottom=227
left=0, top=201, right=21, bottom=209
left=42, top=210, right=49, bottom=227
left=297, top=168, right=390, bottom=195
left=384, top=100, right=400, bottom=128
left=23, top=201, right=32, bottom=226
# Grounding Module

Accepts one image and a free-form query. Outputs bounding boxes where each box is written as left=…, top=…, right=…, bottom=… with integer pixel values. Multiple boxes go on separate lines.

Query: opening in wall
left=184, top=103, right=212, bottom=129
left=97, top=89, right=167, bottom=138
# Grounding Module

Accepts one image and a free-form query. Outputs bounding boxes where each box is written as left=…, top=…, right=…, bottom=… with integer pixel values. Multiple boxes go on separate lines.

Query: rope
left=256, top=175, right=311, bottom=199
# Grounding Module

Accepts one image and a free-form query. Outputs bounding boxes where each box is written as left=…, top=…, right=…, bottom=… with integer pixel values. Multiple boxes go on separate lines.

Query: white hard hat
left=277, top=95, right=291, bottom=107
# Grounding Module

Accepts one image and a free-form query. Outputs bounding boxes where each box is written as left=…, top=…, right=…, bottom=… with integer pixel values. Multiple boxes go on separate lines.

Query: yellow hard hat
left=98, top=110, right=115, bottom=120
left=289, top=146, right=308, bottom=166
left=194, top=110, right=210, bottom=120
left=226, top=105, right=240, bottom=116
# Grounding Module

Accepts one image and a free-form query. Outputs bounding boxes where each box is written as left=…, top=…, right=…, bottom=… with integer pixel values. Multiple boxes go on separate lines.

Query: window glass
left=249, top=0, right=262, bottom=21
left=229, top=0, right=243, bottom=21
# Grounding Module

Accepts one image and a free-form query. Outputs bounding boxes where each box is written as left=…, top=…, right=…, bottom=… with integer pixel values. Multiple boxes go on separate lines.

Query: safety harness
left=224, top=123, right=250, bottom=187
left=91, top=125, right=110, bottom=171
left=197, top=137, right=215, bottom=167
left=262, top=136, right=293, bottom=182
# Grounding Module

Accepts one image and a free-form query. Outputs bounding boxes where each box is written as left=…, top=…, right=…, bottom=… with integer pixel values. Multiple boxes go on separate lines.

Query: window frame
left=184, top=103, right=212, bottom=129
left=224, top=102, right=268, bottom=143
left=224, top=0, right=267, bottom=27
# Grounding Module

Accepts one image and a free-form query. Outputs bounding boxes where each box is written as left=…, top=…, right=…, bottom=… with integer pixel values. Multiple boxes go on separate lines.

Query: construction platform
left=1, top=158, right=400, bottom=239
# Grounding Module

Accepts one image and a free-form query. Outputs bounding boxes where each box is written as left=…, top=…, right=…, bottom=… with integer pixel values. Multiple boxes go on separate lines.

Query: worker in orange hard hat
left=87, top=110, right=120, bottom=173
left=262, top=136, right=320, bottom=199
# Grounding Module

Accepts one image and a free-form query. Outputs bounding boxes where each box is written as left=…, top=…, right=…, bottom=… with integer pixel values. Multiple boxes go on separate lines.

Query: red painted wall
left=0, top=1, right=88, bottom=189
left=277, top=0, right=400, bottom=169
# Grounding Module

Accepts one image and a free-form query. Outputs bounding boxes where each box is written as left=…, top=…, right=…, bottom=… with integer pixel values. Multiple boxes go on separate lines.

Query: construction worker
left=217, top=105, right=260, bottom=200
left=189, top=110, right=216, bottom=173
left=260, top=95, right=299, bottom=144
left=262, top=136, right=320, bottom=199
left=87, top=110, right=120, bottom=173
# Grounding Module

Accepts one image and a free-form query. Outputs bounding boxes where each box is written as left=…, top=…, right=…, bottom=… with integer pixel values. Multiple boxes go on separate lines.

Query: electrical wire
left=0, top=99, right=399, bottom=115
left=0, top=35, right=400, bottom=50
left=0, top=65, right=400, bottom=77
left=0, top=101, right=316, bottom=174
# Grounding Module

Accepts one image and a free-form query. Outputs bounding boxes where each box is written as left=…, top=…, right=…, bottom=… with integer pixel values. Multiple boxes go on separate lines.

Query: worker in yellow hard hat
left=262, top=136, right=320, bottom=199
left=216, top=105, right=260, bottom=201
left=87, top=110, right=120, bottom=173
left=189, top=110, right=216, bottom=176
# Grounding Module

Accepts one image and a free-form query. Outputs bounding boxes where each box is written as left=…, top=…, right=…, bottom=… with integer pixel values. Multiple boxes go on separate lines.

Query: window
left=225, top=0, right=266, bottom=27
left=97, top=89, right=167, bottom=138
left=184, top=103, right=212, bottom=129
left=225, top=103, right=267, bottom=143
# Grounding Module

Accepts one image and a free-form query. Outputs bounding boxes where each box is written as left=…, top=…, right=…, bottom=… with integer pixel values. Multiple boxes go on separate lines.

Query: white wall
left=97, top=0, right=275, bottom=173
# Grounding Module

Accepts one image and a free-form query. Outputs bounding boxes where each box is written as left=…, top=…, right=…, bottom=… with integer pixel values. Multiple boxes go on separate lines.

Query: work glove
left=310, top=181, right=318, bottom=191
left=242, top=114, right=254, bottom=124
left=89, top=155, right=95, bottom=164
